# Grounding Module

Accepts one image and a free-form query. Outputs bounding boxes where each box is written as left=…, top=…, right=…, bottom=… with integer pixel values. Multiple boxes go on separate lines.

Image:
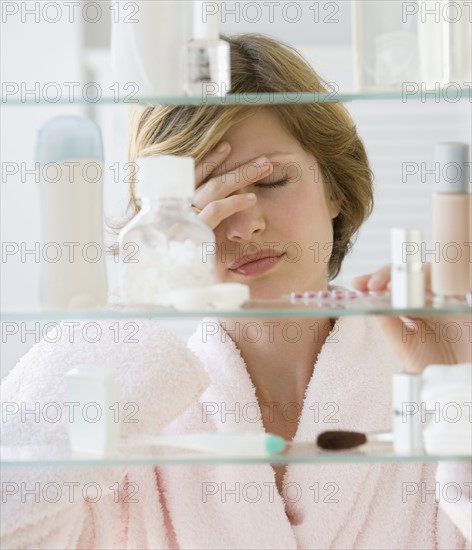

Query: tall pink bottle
left=431, top=142, right=471, bottom=299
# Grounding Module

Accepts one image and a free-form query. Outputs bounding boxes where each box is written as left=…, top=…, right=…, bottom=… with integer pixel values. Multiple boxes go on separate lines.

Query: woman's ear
left=328, top=196, right=341, bottom=220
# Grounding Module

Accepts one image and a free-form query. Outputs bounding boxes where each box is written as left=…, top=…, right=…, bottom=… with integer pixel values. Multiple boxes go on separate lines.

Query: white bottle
left=110, top=1, right=188, bottom=97
left=118, top=155, right=216, bottom=306
left=36, top=116, right=108, bottom=311
left=184, top=0, right=231, bottom=96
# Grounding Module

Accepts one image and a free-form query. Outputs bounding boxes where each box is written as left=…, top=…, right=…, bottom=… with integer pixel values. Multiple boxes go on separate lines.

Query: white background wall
left=1, top=1, right=471, bottom=378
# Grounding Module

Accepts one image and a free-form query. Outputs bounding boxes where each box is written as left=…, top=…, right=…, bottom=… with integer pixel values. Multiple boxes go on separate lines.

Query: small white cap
left=136, top=155, right=195, bottom=199
left=434, top=142, right=470, bottom=194
left=391, top=227, right=423, bottom=266
left=193, top=1, right=219, bottom=40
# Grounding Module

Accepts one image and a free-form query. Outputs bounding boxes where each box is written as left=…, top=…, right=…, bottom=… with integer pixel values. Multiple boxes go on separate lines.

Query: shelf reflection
left=2, top=293, right=470, bottom=320
left=1, top=442, right=470, bottom=468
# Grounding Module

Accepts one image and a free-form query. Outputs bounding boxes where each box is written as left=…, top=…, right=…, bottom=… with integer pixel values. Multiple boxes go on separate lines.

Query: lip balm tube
left=392, top=373, right=424, bottom=455
left=391, top=228, right=425, bottom=308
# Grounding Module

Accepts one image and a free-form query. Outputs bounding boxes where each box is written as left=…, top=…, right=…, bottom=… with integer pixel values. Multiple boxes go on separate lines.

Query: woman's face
left=210, top=108, right=339, bottom=300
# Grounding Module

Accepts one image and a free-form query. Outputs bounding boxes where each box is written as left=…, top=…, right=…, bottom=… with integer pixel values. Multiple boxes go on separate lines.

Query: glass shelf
left=1, top=442, right=469, bottom=468
left=2, top=88, right=471, bottom=106
left=1, top=294, right=470, bottom=320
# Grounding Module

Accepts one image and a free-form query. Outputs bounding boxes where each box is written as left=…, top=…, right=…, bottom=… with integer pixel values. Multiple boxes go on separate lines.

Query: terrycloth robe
left=1, top=316, right=470, bottom=549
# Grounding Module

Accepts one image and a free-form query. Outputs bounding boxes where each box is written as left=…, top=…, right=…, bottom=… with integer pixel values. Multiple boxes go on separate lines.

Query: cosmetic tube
left=66, top=366, right=285, bottom=457
left=391, top=228, right=425, bottom=308
left=431, top=142, right=471, bottom=299
left=36, top=116, right=108, bottom=311
left=392, top=373, right=424, bottom=455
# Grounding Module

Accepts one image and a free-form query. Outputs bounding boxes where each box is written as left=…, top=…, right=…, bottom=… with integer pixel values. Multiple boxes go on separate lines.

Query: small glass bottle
left=184, top=0, right=231, bottom=97
left=118, top=155, right=216, bottom=306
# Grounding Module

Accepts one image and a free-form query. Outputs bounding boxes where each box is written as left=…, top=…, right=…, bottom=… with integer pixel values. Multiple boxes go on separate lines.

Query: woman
left=127, top=33, right=470, bottom=547
left=2, top=34, right=470, bottom=549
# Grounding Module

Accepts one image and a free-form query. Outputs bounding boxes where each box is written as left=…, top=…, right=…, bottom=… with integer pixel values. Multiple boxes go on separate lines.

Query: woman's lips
left=229, top=254, right=283, bottom=276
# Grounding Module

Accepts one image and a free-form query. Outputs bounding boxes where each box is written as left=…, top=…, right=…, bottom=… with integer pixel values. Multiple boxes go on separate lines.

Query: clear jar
left=353, top=1, right=420, bottom=91
left=118, top=156, right=216, bottom=306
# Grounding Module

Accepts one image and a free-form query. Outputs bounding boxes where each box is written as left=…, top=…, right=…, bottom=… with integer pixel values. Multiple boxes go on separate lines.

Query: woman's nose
left=224, top=199, right=266, bottom=242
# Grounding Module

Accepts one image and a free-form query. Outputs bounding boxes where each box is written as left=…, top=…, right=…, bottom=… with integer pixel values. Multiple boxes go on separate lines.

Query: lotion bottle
left=431, top=142, right=471, bottom=299
left=36, top=115, right=108, bottom=311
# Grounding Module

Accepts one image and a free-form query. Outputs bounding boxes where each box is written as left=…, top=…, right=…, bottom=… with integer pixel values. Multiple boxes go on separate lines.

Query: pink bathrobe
left=1, top=316, right=470, bottom=549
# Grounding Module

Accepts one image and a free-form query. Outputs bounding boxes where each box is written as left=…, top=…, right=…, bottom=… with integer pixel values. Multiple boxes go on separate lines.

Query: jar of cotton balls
left=118, top=155, right=216, bottom=306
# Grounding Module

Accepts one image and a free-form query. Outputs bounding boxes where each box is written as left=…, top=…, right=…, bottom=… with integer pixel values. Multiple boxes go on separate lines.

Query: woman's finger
left=352, top=264, right=391, bottom=291
left=194, top=156, right=272, bottom=208
left=195, top=141, right=232, bottom=187
left=353, top=263, right=431, bottom=293
left=196, top=193, right=257, bottom=231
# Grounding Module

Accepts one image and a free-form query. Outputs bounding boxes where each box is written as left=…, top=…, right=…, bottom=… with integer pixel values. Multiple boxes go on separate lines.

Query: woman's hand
left=192, top=142, right=273, bottom=231
left=352, top=264, right=471, bottom=373
left=352, top=263, right=431, bottom=294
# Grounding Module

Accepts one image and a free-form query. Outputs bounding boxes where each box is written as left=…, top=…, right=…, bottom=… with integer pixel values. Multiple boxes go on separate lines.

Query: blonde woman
left=2, top=34, right=470, bottom=549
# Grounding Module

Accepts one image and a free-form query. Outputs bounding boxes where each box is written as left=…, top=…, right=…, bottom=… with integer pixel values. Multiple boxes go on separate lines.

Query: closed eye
left=255, top=178, right=289, bottom=189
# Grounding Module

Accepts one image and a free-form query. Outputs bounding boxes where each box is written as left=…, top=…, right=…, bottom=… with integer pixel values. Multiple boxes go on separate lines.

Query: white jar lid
left=136, top=155, right=195, bottom=199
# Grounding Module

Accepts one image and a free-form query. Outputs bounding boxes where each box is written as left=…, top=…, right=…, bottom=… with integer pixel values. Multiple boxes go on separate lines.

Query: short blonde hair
left=117, top=33, right=374, bottom=280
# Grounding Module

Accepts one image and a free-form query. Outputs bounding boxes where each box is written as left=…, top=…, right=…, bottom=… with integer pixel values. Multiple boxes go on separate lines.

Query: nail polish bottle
left=431, top=142, right=471, bottom=300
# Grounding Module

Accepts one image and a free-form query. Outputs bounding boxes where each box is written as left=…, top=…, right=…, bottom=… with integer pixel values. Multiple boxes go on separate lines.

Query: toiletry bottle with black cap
left=431, top=142, right=471, bottom=300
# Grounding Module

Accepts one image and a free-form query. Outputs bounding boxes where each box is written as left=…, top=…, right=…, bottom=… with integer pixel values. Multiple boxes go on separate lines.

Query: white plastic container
left=110, top=0, right=188, bottom=97
left=118, top=155, right=216, bottom=306
left=36, top=116, right=108, bottom=311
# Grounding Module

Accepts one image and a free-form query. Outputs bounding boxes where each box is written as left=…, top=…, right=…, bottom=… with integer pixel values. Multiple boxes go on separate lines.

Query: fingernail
left=215, top=142, right=228, bottom=153
left=246, top=193, right=256, bottom=200
left=255, top=156, right=269, bottom=167
left=367, top=275, right=383, bottom=289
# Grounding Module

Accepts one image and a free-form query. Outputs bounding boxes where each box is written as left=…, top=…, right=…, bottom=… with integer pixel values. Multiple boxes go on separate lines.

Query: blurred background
left=1, top=1, right=470, bottom=377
